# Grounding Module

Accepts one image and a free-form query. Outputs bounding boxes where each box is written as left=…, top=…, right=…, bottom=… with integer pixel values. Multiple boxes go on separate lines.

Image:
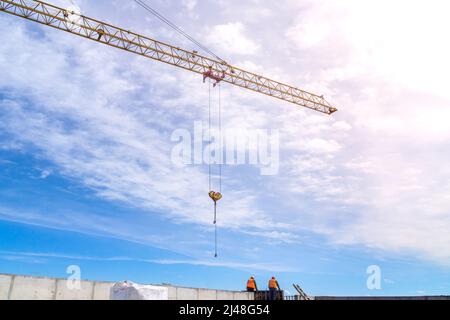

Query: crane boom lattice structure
left=0, top=0, right=337, bottom=114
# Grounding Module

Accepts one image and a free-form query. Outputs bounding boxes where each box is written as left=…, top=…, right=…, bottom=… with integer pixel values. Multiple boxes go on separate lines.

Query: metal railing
left=254, top=290, right=284, bottom=301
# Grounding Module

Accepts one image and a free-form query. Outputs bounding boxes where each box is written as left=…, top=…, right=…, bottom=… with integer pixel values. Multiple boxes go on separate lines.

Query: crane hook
left=209, top=191, right=222, bottom=258
left=209, top=191, right=222, bottom=203
left=209, top=191, right=222, bottom=225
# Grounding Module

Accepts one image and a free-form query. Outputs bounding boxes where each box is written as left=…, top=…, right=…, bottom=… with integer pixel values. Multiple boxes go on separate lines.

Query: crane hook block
left=209, top=191, right=222, bottom=203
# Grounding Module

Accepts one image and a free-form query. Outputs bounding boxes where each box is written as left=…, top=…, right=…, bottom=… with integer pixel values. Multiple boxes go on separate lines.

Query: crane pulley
left=203, top=67, right=226, bottom=88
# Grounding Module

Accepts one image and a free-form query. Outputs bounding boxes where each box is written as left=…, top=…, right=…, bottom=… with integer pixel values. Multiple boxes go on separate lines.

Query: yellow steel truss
left=0, top=0, right=337, bottom=114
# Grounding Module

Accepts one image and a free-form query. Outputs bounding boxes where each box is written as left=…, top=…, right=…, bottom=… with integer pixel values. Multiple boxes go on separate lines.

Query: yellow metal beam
left=0, top=0, right=338, bottom=114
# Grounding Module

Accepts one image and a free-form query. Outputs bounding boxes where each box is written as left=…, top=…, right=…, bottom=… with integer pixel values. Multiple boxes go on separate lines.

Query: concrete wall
left=0, top=274, right=12, bottom=300
left=168, top=286, right=253, bottom=300
left=0, top=274, right=254, bottom=300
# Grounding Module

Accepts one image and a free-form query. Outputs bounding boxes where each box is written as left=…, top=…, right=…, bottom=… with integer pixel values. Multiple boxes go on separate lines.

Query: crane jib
left=0, top=0, right=337, bottom=114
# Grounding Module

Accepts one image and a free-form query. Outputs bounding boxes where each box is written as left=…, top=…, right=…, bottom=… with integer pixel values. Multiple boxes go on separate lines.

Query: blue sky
left=1, top=0, right=450, bottom=296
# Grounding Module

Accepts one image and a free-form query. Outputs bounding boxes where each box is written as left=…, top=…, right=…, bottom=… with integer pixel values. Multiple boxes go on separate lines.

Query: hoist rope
left=218, top=83, right=222, bottom=194
left=214, top=215, right=218, bottom=258
left=208, top=78, right=212, bottom=192
left=133, top=0, right=225, bottom=63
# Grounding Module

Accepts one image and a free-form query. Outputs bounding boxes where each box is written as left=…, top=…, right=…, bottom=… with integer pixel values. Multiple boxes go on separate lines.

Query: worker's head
left=271, top=276, right=276, bottom=279
left=250, top=276, right=254, bottom=279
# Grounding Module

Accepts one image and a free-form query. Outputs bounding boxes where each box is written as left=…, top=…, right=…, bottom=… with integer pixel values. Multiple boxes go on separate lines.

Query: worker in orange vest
left=268, top=276, right=281, bottom=300
left=246, top=276, right=258, bottom=292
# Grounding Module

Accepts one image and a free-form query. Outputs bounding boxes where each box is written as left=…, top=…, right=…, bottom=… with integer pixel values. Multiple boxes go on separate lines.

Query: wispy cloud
left=0, top=250, right=294, bottom=272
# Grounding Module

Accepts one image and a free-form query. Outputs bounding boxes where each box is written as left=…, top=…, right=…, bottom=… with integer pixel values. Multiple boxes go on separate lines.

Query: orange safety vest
left=269, top=279, right=278, bottom=289
left=247, top=279, right=256, bottom=290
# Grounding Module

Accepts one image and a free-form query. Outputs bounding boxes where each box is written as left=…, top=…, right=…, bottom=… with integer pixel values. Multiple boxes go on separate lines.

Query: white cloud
left=206, top=22, right=259, bottom=55
left=301, top=138, right=342, bottom=154
left=181, top=0, right=197, bottom=11
left=275, top=0, right=450, bottom=266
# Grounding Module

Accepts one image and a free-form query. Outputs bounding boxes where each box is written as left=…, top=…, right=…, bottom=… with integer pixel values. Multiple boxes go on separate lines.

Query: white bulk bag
left=110, top=281, right=169, bottom=300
